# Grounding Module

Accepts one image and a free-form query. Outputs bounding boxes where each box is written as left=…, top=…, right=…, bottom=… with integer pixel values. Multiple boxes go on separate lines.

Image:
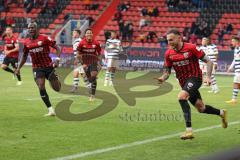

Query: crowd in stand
left=167, top=0, right=212, bottom=10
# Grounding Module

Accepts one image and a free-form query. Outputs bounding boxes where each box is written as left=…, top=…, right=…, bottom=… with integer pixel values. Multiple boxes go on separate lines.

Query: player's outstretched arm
left=16, top=52, right=28, bottom=75
left=155, top=66, right=171, bottom=84
left=53, top=44, right=61, bottom=67
left=228, top=59, right=235, bottom=72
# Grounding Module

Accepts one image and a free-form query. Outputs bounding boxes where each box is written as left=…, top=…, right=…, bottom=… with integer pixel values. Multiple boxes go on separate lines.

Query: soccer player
left=77, top=28, right=102, bottom=101
left=200, top=37, right=219, bottom=93
left=226, top=36, right=240, bottom=104
left=15, top=22, right=61, bottom=116
left=104, top=30, right=123, bottom=86
left=155, top=29, right=227, bottom=140
left=1, top=26, right=22, bottom=85
left=70, top=29, right=83, bottom=92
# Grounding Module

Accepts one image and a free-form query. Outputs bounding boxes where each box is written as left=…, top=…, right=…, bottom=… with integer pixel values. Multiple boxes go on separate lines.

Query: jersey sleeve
left=192, top=45, right=205, bottom=59
left=164, top=50, right=172, bottom=68
left=45, top=36, right=57, bottom=48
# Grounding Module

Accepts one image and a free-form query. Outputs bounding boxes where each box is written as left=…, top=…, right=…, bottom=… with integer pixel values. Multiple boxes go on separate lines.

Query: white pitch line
left=50, top=121, right=240, bottom=160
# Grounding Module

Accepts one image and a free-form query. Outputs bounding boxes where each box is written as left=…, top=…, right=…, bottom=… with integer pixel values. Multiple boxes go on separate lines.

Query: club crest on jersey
left=37, top=41, right=43, bottom=46
left=183, top=52, right=189, bottom=58
left=92, top=45, right=96, bottom=48
left=187, top=82, right=193, bottom=89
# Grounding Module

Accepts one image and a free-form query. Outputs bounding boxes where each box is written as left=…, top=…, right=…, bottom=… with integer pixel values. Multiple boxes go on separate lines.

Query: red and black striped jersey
left=77, top=38, right=101, bottom=66
left=164, top=43, right=205, bottom=87
left=4, top=35, right=19, bottom=58
left=23, top=34, right=57, bottom=68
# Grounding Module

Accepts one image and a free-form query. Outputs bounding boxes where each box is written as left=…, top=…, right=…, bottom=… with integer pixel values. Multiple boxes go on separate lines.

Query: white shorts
left=234, top=73, right=240, bottom=83
left=74, top=65, right=85, bottom=74
left=107, top=59, right=119, bottom=68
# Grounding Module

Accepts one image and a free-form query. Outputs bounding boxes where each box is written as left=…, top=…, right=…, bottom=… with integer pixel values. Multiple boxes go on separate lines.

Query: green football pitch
left=0, top=66, right=240, bottom=160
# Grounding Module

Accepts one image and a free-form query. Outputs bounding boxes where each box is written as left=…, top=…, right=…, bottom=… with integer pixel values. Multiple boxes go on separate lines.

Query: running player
left=15, top=22, right=61, bottom=116
left=70, top=29, right=83, bottom=92
left=77, top=28, right=102, bottom=101
left=226, top=36, right=240, bottom=104
left=104, top=30, right=123, bottom=86
left=200, top=37, right=219, bottom=93
left=155, top=29, right=227, bottom=140
left=1, top=26, right=22, bottom=85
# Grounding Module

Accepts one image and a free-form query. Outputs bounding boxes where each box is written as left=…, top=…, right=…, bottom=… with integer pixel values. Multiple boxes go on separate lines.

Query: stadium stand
left=0, top=0, right=239, bottom=50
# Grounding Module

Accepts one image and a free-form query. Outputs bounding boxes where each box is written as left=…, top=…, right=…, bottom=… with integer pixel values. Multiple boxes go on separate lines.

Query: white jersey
left=200, top=44, right=218, bottom=64
left=105, top=38, right=123, bottom=59
left=72, top=38, right=82, bottom=57
left=230, top=46, right=240, bottom=73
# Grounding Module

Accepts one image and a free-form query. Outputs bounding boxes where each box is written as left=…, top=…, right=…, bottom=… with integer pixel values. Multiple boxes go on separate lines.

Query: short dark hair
left=167, top=28, right=181, bottom=36
left=5, top=25, right=13, bottom=30
left=85, top=28, right=93, bottom=34
left=232, top=36, right=240, bottom=41
left=73, top=29, right=81, bottom=35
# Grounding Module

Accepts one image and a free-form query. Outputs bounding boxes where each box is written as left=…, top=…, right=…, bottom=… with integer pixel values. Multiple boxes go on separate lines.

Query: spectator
left=139, top=17, right=146, bottom=29
left=87, top=16, right=94, bottom=26
left=140, top=7, right=148, bottom=16
left=226, top=23, right=233, bottom=34
left=138, top=31, right=146, bottom=44
left=90, top=3, right=99, bottom=10
left=60, top=29, right=66, bottom=44
left=126, top=21, right=134, bottom=42
left=147, top=7, right=153, bottom=16
left=113, top=11, right=122, bottom=22
left=190, top=22, right=198, bottom=34
left=159, top=35, right=167, bottom=47
left=146, top=31, right=157, bottom=42
left=167, top=0, right=179, bottom=8
left=118, top=19, right=124, bottom=38
left=24, top=0, right=34, bottom=13
left=218, top=27, right=225, bottom=46
left=0, top=0, right=5, bottom=12
left=84, top=0, right=91, bottom=10
left=152, top=7, right=159, bottom=17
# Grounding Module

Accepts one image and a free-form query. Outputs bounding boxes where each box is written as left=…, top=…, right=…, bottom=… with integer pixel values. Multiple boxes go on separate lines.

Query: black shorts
left=33, top=67, right=56, bottom=81
left=85, top=64, right=99, bottom=77
left=182, top=77, right=202, bottom=105
left=3, top=57, right=18, bottom=68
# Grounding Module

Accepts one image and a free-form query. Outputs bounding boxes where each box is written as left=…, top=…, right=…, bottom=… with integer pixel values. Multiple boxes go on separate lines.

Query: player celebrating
left=156, top=29, right=227, bottom=140
left=226, top=36, right=240, bottom=104
left=200, top=37, right=219, bottom=93
left=104, top=31, right=123, bottom=86
left=77, top=28, right=102, bottom=101
left=15, top=22, right=61, bottom=116
left=1, top=26, right=22, bottom=85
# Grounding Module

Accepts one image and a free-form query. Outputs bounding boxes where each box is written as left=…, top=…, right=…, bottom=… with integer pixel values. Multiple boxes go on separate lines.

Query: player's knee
left=50, top=80, right=61, bottom=92
left=195, top=100, right=205, bottom=113
left=1, top=64, right=7, bottom=69
left=177, top=91, right=189, bottom=100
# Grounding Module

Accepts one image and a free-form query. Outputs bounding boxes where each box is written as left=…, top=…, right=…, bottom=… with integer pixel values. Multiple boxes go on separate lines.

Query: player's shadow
left=54, top=67, right=118, bottom=121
